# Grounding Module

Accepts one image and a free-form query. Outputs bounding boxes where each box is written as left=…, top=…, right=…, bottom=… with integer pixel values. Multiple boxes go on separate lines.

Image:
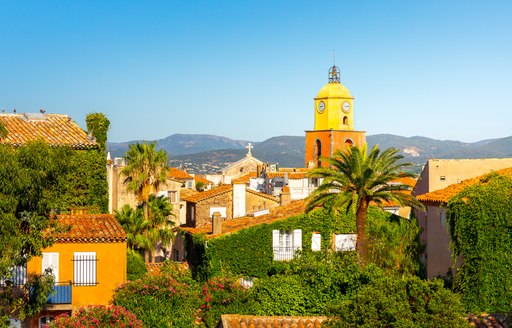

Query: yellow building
left=26, top=214, right=127, bottom=328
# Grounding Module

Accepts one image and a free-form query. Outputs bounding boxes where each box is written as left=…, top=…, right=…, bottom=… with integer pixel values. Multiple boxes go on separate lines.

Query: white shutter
left=293, top=229, right=302, bottom=252
left=272, top=230, right=280, bottom=261
left=74, top=252, right=96, bottom=286
left=42, top=253, right=59, bottom=283
left=335, top=234, right=357, bottom=252
left=311, top=233, right=321, bottom=251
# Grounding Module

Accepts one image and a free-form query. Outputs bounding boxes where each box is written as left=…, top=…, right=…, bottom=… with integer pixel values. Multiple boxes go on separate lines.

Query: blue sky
left=1, top=1, right=511, bottom=143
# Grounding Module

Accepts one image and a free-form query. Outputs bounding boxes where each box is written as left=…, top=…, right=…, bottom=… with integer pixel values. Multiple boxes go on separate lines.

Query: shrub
left=127, top=249, right=147, bottom=281
left=50, top=305, right=143, bottom=328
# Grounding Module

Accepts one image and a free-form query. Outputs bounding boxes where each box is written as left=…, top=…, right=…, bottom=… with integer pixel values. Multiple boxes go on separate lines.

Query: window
left=39, top=315, right=54, bottom=328
left=42, top=253, right=59, bottom=283
left=440, top=176, right=446, bottom=181
left=334, top=234, right=356, bottom=252
left=157, top=190, right=178, bottom=203
left=272, top=229, right=302, bottom=261
left=73, top=252, right=97, bottom=286
left=311, top=233, right=321, bottom=251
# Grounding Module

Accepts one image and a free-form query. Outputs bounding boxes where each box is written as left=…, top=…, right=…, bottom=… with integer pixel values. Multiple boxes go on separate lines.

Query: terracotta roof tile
left=195, top=175, right=213, bottom=185
left=246, top=188, right=279, bottom=202
left=232, top=172, right=257, bottom=184
left=182, top=185, right=232, bottom=203
left=182, top=200, right=306, bottom=238
left=146, top=263, right=164, bottom=276
left=219, top=315, right=328, bottom=328
left=168, top=167, right=193, bottom=180
left=417, top=167, right=512, bottom=205
left=54, top=214, right=126, bottom=243
left=0, top=113, right=97, bottom=149
left=180, top=188, right=199, bottom=199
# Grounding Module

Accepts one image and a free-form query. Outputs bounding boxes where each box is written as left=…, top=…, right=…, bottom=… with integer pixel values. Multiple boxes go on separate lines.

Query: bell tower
left=305, top=65, right=366, bottom=168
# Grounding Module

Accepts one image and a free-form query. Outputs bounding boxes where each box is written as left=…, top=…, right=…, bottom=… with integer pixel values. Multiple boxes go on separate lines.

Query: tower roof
left=315, top=65, right=353, bottom=99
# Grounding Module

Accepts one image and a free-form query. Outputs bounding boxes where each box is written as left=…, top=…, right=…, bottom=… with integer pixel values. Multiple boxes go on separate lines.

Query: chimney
left=212, top=212, right=222, bottom=235
left=280, top=186, right=292, bottom=206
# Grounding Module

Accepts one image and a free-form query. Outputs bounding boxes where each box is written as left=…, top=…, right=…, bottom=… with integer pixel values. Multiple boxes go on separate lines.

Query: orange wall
left=304, top=130, right=366, bottom=167
left=27, top=242, right=126, bottom=309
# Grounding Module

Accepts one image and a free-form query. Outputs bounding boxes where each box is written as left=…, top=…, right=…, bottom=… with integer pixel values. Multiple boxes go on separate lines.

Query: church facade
left=304, top=66, right=366, bottom=168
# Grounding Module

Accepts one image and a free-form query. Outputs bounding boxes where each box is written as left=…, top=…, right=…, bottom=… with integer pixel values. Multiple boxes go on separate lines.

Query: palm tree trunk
left=356, top=199, right=369, bottom=264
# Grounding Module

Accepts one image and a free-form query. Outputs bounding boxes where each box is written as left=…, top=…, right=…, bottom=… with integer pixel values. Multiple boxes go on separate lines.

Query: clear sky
left=1, top=1, right=511, bottom=143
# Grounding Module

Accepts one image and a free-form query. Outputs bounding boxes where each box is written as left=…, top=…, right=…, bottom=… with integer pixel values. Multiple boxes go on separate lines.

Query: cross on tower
left=246, top=143, right=253, bottom=156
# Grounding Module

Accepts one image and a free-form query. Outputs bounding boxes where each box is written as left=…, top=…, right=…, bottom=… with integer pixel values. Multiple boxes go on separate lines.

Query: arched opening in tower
left=314, top=139, right=322, bottom=167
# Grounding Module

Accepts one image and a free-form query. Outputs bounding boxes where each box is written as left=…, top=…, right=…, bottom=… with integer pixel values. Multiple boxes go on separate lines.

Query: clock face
left=317, top=101, right=325, bottom=113
left=342, top=101, right=351, bottom=113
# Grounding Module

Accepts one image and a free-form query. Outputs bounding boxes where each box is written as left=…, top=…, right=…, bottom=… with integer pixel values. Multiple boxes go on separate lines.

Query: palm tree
left=306, top=144, right=424, bottom=263
left=143, top=194, right=175, bottom=254
left=115, top=205, right=152, bottom=252
left=122, top=142, right=169, bottom=220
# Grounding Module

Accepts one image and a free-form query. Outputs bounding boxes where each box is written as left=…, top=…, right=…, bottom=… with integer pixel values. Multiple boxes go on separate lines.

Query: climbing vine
left=447, top=173, right=512, bottom=313
left=86, top=112, right=110, bottom=151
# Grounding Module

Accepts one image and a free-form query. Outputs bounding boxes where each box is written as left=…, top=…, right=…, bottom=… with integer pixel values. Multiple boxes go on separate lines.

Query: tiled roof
left=246, top=188, right=279, bottom=203
left=0, top=113, right=97, bottom=149
left=169, top=167, right=194, bottom=180
left=182, top=200, right=306, bottom=238
left=268, top=171, right=307, bottom=179
left=232, top=172, right=257, bottom=184
left=195, top=175, right=213, bottom=185
left=219, top=315, right=327, bottom=328
left=417, top=167, right=512, bottom=205
left=146, top=263, right=164, bottom=276
left=380, top=177, right=417, bottom=207
left=54, top=214, right=126, bottom=243
left=182, top=185, right=232, bottom=203
left=180, top=188, right=199, bottom=200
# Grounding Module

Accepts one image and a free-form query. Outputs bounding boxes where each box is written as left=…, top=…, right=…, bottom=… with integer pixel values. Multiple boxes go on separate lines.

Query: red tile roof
left=232, top=172, right=257, bottom=184
left=169, top=167, right=193, bottom=180
left=218, top=315, right=327, bottom=328
left=246, top=188, right=279, bottom=203
left=182, top=200, right=306, bottom=238
left=180, top=188, right=199, bottom=199
left=195, top=175, right=213, bottom=185
left=0, top=113, right=97, bottom=149
left=181, top=185, right=232, bottom=203
left=417, top=167, right=512, bottom=205
left=54, top=214, right=126, bottom=243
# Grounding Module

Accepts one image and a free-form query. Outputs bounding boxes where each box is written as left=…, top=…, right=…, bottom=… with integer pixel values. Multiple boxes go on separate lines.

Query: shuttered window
left=272, top=229, right=302, bottom=261
left=73, top=252, right=97, bottom=286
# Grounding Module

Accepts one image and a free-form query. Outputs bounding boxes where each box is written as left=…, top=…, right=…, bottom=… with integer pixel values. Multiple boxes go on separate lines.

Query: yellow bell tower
left=314, top=65, right=354, bottom=130
left=305, top=65, right=366, bottom=168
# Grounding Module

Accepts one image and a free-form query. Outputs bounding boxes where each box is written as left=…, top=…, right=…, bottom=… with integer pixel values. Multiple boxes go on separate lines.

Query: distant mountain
left=109, top=133, right=512, bottom=174
left=108, top=134, right=251, bottom=158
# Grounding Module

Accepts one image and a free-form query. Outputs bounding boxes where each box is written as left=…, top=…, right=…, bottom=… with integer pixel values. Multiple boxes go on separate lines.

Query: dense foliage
left=113, top=252, right=465, bottom=327
left=307, top=145, right=423, bottom=261
left=112, top=262, right=248, bottom=327
left=50, top=305, right=143, bottom=328
left=127, top=249, right=148, bottom=281
left=447, top=173, right=512, bottom=313
left=188, top=207, right=423, bottom=280
left=85, top=112, right=110, bottom=152
left=0, top=116, right=109, bottom=322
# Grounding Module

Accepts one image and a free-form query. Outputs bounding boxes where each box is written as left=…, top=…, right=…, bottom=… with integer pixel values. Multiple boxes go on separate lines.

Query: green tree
left=122, top=142, right=169, bottom=220
left=306, top=145, right=423, bottom=263
left=145, top=194, right=175, bottom=253
left=115, top=205, right=151, bottom=252
left=0, top=122, right=7, bottom=139
left=85, top=112, right=110, bottom=152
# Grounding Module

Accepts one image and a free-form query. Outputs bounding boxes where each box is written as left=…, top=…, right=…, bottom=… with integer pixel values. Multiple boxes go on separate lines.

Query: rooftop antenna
left=13, top=108, right=16, bottom=113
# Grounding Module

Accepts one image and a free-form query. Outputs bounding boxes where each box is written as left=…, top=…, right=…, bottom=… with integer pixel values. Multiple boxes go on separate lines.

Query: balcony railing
left=273, top=246, right=301, bottom=261
left=47, top=282, right=72, bottom=304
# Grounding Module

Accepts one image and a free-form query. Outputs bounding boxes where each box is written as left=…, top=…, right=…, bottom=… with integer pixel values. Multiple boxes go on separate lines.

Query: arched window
left=345, top=139, right=353, bottom=148
left=314, top=139, right=322, bottom=167
left=343, top=116, right=348, bottom=125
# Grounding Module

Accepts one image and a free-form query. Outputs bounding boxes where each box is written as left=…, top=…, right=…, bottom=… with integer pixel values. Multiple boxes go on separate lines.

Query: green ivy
left=447, top=173, right=512, bottom=313
left=187, top=206, right=423, bottom=280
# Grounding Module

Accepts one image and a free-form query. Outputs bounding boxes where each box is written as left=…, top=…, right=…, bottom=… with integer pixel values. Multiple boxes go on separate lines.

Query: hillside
left=108, top=134, right=512, bottom=174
